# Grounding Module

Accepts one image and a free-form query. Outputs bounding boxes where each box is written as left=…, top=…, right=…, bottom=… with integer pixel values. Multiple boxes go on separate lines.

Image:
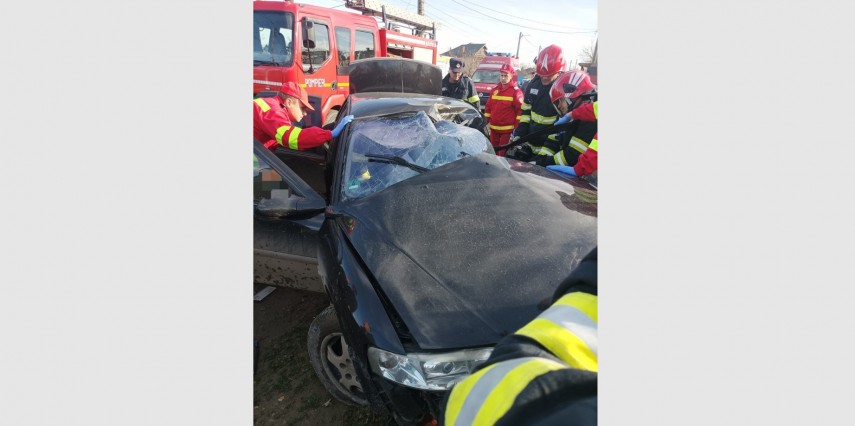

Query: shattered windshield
left=253, top=11, right=294, bottom=66
left=342, top=111, right=492, bottom=200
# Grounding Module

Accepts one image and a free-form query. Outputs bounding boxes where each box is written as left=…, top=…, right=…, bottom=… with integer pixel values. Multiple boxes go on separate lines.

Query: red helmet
left=278, top=81, right=315, bottom=111
left=535, top=44, right=566, bottom=77
left=550, top=70, right=596, bottom=103
left=499, top=63, right=514, bottom=76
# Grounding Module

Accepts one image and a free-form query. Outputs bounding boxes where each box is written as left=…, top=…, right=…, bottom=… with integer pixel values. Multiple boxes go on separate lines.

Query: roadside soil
left=253, top=284, right=392, bottom=425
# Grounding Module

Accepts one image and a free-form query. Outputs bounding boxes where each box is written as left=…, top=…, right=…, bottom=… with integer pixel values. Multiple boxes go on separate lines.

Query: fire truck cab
left=253, top=0, right=438, bottom=127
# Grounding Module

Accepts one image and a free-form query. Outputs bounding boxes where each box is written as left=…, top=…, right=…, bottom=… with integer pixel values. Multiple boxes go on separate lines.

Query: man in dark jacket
left=442, top=57, right=480, bottom=110
left=506, top=44, right=567, bottom=162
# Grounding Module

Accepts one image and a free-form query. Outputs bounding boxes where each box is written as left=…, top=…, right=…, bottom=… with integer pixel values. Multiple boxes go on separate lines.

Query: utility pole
left=418, top=0, right=424, bottom=15
left=516, top=32, right=523, bottom=58
left=592, top=37, right=598, bottom=65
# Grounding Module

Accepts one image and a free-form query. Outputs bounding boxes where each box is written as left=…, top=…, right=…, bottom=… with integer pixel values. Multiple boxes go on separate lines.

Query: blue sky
left=293, top=0, right=598, bottom=68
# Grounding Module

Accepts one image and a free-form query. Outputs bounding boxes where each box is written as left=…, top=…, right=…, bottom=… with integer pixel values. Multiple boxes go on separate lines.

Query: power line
left=424, top=4, right=491, bottom=41
left=454, top=0, right=597, bottom=30
left=369, top=0, right=479, bottom=41
left=522, top=34, right=538, bottom=49
left=448, top=0, right=598, bottom=34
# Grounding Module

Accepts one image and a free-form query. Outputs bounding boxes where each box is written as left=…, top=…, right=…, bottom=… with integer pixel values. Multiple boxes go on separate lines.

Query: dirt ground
left=253, top=284, right=392, bottom=425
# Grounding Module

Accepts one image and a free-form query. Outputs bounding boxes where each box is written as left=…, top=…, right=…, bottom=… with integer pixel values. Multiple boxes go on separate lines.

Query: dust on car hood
left=336, top=154, right=597, bottom=350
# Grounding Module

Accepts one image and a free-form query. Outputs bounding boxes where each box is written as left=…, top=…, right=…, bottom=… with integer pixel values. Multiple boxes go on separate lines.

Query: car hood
left=335, top=154, right=597, bottom=350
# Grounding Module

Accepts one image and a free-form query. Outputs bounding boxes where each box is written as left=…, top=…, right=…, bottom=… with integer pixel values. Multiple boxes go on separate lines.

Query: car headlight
left=367, top=347, right=493, bottom=390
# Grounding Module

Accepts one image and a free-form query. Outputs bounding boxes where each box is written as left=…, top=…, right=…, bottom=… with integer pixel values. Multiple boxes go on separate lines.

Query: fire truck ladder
left=345, top=0, right=437, bottom=39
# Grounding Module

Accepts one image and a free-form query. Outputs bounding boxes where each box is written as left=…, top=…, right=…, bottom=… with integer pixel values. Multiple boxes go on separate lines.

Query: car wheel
left=308, top=305, right=368, bottom=406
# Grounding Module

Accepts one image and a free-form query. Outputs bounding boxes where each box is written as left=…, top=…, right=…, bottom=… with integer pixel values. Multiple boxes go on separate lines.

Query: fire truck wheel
left=324, top=109, right=339, bottom=127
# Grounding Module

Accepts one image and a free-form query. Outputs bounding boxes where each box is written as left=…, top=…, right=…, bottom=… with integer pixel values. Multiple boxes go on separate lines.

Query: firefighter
left=548, top=100, right=599, bottom=178
left=253, top=81, right=353, bottom=151
left=533, top=70, right=598, bottom=168
left=441, top=247, right=598, bottom=426
left=483, top=63, right=523, bottom=156
left=442, top=57, right=480, bottom=110
left=506, top=44, right=567, bottom=161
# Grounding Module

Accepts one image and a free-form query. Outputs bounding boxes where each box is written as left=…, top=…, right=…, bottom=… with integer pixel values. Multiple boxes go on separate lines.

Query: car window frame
left=254, top=139, right=326, bottom=208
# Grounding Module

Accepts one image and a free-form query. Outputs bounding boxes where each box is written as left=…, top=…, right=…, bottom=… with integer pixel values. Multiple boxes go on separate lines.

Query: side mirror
left=256, top=189, right=324, bottom=218
left=302, top=18, right=316, bottom=49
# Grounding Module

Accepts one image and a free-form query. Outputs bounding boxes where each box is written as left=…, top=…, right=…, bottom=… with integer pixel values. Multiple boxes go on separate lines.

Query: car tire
left=308, top=305, right=369, bottom=406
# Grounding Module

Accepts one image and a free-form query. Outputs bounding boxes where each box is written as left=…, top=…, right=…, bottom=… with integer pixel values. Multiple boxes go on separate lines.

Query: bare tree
left=578, top=40, right=596, bottom=64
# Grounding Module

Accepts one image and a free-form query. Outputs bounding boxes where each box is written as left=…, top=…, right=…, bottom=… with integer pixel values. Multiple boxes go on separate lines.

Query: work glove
left=507, top=143, right=533, bottom=161
left=554, top=114, right=573, bottom=126
left=547, top=165, right=577, bottom=178
left=331, top=115, right=354, bottom=138
left=534, top=155, right=554, bottom=167
left=509, top=134, right=520, bottom=143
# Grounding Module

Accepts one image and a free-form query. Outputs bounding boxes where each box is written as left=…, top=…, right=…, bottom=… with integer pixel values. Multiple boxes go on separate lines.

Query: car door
left=253, top=140, right=326, bottom=292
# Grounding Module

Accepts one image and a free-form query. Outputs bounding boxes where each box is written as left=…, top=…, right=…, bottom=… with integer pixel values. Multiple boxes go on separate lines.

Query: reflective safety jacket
left=537, top=101, right=598, bottom=167
left=484, top=82, right=523, bottom=134
left=253, top=97, right=331, bottom=151
left=538, top=119, right=597, bottom=167
left=571, top=100, right=597, bottom=122
left=442, top=74, right=480, bottom=110
left=571, top=102, right=598, bottom=176
left=574, top=134, right=598, bottom=177
left=514, top=75, right=559, bottom=154
left=441, top=248, right=598, bottom=426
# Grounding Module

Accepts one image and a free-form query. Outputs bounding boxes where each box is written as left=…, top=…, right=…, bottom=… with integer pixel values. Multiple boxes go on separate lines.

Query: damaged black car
left=253, top=58, right=597, bottom=425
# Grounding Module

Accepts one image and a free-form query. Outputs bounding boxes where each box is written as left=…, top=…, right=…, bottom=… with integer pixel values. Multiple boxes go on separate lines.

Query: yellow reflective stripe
left=253, top=98, right=271, bottom=113
left=589, top=137, right=598, bottom=151
left=531, top=113, right=556, bottom=125
left=467, top=95, right=480, bottom=103
left=536, top=299, right=598, bottom=355
left=593, top=101, right=598, bottom=119
left=490, top=124, right=514, bottom=131
left=484, top=112, right=491, bottom=117
left=444, top=362, right=502, bottom=426
left=446, top=357, right=566, bottom=426
left=519, top=115, right=531, bottom=123
left=569, top=136, right=589, bottom=154
left=556, top=292, right=598, bottom=322
left=516, top=292, right=598, bottom=371
left=530, top=110, right=556, bottom=125
left=515, top=115, right=521, bottom=120
left=491, top=95, right=513, bottom=101
left=547, top=134, right=559, bottom=141
left=472, top=358, right=566, bottom=425
left=338, top=82, right=350, bottom=87
left=288, top=127, right=302, bottom=150
left=539, top=147, right=555, bottom=155
left=274, top=124, right=291, bottom=146
left=517, top=319, right=597, bottom=372
left=554, top=150, right=567, bottom=166
left=521, top=103, right=531, bottom=111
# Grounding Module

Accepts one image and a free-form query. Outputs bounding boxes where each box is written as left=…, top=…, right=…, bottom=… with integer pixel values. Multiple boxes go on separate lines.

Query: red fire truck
left=253, top=0, right=438, bottom=127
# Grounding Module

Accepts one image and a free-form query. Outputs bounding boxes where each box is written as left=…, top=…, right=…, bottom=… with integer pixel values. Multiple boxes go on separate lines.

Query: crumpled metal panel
left=349, top=58, right=442, bottom=95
